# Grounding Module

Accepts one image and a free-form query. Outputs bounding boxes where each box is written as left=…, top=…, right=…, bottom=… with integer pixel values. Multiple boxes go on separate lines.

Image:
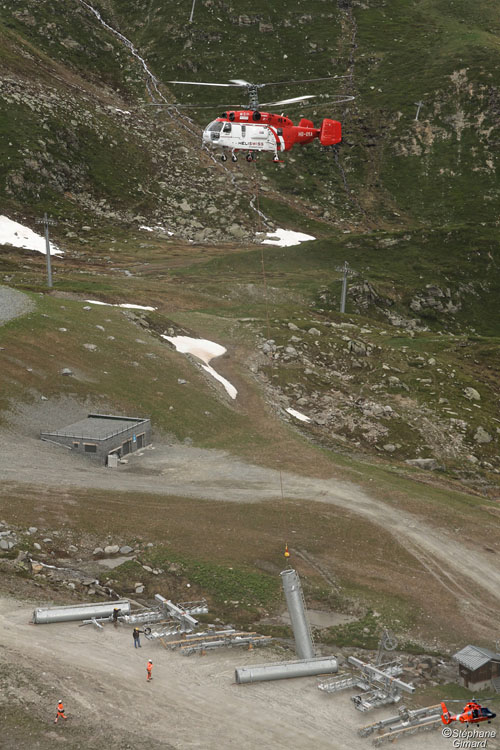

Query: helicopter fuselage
left=202, top=110, right=341, bottom=160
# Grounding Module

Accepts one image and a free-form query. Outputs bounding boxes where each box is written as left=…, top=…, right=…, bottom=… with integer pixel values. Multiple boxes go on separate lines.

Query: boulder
left=288, top=322, right=299, bottom=331
left=308, top=327, right=321, bottom=336
left=68, top=545, right=78, bottom=553
left=228, top=223, right=246, bottom=239
left=60, top=368, right=73, bottom=376
left=83, top=343, right=97, bottom=351
left=406, top=458, right=441, bottom=471
left=120, top=545, right=134, bottom=555
left=28, top=526, right=38, bottom=534
left=464, top=387, right=480, bottom=401
left=104, top=544, right=120, bottom=555
left=474, top=426, right=492, bottom=444
left=93, top=547, right=104, bottom=556
left=347, top=339, right=370, bottom=356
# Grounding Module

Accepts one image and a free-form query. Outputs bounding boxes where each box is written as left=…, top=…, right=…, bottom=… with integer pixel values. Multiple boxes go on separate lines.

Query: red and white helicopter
left=166, top=77, right=353, bottom=162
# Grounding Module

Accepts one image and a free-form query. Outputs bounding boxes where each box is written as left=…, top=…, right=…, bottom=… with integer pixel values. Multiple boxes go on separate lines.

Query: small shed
left=41, top=413, right=151, bottom=465
left=453, top=645, right=500, bottom=691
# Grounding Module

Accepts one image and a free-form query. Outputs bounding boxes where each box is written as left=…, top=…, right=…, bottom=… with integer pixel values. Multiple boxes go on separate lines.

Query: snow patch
left=262, top=228, right=315, bottom=247
left=85, top=299, right=156, bottom=311
left=139, top=224, right=174, bottom=236
left=0, top=215, right=62, bottom=256
left=286, top=407, right=311, bottom=423
left=162, top=335, right=237, bottom=400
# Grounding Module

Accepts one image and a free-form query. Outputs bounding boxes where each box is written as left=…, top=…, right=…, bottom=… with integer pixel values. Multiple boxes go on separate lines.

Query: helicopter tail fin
left=441, top=702, right=453, bottom=725
left=319, top=118, right=341, bottom=146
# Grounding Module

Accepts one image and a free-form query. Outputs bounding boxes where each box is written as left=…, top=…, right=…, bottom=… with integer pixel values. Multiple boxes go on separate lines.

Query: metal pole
left=340, top=261, right=348, bottom=313
left=36, top=213, right=57, bottom=288
left=235, top=656, right=337, bottom=684
left=189, top=0, right=196, bottom=22
left=414, top=101, right=423, bottom=121
left=280, top=569, right=315, bottom=659
left=43, top=213, right=53, bottom=288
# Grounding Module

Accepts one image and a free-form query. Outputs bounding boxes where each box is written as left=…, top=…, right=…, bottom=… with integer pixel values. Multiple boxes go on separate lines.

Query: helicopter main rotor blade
left=260, top=95, right=316, bottom=107
left=260, top=75, right=350, bottom=88
left=308, top=95, right=356, bottom=105
left=229, top=78, right=253, bottom=87
left=146, top=103, right=245, bottom=109
left=167, top=80, right=241, bottom=87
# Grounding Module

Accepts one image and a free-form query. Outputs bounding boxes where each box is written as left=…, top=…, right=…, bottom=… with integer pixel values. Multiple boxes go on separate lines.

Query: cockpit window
left=222, top=122, right=232, bottom=133
left=208, top=121, right=223, bottom=132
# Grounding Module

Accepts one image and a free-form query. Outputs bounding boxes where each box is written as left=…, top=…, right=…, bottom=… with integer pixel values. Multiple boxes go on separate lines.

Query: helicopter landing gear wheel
left=273, top=154, right=280, bottom=163
left=221, top=153, right=228, bottom=162
left=231, top=152, right=238, bottom=162
left=246, top=153, right=254, bottom=163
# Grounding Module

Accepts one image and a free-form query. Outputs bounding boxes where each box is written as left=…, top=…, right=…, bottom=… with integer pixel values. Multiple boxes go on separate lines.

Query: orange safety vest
left=57, top=703, right=65, bottom=714
left=147, top=663, right=152, bottom=672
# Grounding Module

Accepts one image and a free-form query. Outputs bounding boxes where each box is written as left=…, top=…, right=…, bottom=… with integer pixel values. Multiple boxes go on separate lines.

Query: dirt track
left=0, top=596, right=466, bottom=750
left=1, top=419, right=500, bottom=622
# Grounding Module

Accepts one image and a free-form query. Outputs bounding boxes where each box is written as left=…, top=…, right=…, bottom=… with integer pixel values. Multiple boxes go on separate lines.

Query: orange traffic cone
left=284, top=544, right=290, bottom=559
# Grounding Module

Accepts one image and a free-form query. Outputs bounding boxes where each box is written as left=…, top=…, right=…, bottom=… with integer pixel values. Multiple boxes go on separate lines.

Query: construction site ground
left=1, top=421, right=499, bottom=644
left=2, top=594, right=483, bottom=750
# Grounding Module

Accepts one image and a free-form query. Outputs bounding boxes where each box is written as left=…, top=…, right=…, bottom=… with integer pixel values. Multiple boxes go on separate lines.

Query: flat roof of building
left=41, top=413, right=149, bottom=442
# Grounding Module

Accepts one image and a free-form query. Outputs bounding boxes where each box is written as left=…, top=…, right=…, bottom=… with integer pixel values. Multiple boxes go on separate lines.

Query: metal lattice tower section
left=318, top=656, right=415, bottom=712
left=376, top=629, right=398, bottom=665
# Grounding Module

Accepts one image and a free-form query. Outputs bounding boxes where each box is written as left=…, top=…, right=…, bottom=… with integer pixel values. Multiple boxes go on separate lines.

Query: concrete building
left=41, top=413, right=151, bottom=465
left=454, top=645, right=500, bottom=691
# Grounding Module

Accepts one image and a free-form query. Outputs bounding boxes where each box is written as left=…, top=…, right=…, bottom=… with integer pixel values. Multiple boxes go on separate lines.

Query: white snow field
left=162, top=335, right=237, bottom=399
left=0, top=215, right=62, bottom=255
left=85, top=300, right=157, bottom=311
left=286, top=407, right=311, bottom=423
left=262, top=228, right=316, bottom=247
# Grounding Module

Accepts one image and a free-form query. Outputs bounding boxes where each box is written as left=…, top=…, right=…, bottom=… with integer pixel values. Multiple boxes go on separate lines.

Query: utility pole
left=35, top=213, right=57, bottom=288
left=414, top=101, right=424, bottom=121
left=189, top=0, right=196, bottom=22
left=334, top=260, right=356, bottom=313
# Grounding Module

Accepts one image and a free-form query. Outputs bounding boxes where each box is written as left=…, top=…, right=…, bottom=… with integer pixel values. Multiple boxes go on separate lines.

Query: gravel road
left=0, top=285, right=34, bottom=325
left=0, top=596, right=461, bottom=750
left=1, top=414, right=499, bottom=623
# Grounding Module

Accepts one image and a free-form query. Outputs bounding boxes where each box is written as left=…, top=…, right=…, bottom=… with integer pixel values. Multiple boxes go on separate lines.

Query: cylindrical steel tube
left=33, top=599, right=131, bottom=624
left=235, top=656, right=337, bottom=684
left=280, top=568, right=314, bottom=659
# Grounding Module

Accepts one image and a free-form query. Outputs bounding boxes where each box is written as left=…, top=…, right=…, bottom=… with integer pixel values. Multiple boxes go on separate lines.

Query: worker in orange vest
left=147, top=659, right=153, bottom=682
left=54, top=700, right=67, bottom=724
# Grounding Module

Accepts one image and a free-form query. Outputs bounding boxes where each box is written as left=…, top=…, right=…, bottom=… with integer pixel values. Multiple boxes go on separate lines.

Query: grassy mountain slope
left=0, top=0, right=499, bottom=672
left=93, top=0, right=500, bottom=227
